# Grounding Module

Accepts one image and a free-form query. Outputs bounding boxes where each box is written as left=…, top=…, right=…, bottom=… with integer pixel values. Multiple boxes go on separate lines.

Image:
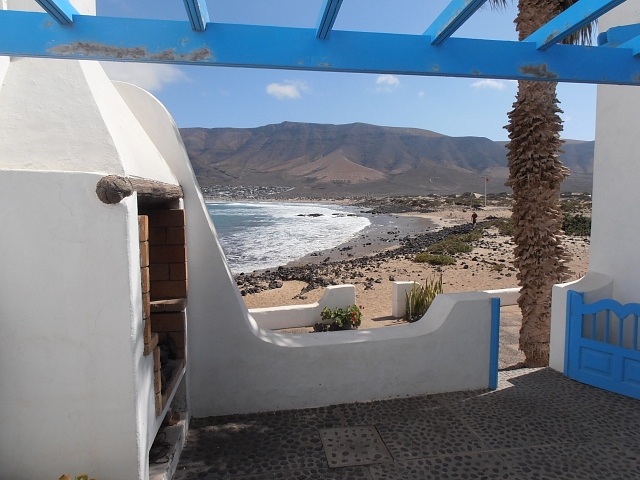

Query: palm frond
left=561, top=0, right=596, bottom=46
left=486, top=0, right=509, bottom=10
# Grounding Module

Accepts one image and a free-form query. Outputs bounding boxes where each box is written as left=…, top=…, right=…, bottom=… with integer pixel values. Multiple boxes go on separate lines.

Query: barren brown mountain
left=180, top=122, right=594, bottom=196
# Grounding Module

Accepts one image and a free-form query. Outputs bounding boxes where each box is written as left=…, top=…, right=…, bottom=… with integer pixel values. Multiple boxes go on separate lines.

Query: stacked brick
left=148, top=209, right=188, bottom=299
left=139, top=216, right=157, bottom=356
left=143, top=209, right=188, bottom=416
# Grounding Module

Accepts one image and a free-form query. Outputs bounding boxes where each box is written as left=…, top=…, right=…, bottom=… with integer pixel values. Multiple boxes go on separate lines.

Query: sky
left=97, top=0, right=597, bottom=141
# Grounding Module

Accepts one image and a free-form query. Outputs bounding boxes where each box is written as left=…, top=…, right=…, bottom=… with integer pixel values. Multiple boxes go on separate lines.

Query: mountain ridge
left=180, top=121, right=594, bottom=195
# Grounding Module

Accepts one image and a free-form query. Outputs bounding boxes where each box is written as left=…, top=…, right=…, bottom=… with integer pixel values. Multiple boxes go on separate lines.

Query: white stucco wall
left=248, top=284, right=357, bottom=329
left=589, top=1, right=640, bottom=304
left=116, top=81, right=498, bottom=416
left=547, top=0, right=640, bottom=373
left=0, top=171, right=149, bottom=479
left=0, top=57, right=177, bottom=185
left=0, top=27, right=180, bottom=475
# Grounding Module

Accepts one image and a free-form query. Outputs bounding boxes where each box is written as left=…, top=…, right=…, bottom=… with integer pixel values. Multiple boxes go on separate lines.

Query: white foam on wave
left=207, top=202, right=370, bottom=273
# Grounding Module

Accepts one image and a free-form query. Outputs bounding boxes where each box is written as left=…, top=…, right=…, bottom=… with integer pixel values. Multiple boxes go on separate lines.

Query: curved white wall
left=117, top=82, right=498, bottom=416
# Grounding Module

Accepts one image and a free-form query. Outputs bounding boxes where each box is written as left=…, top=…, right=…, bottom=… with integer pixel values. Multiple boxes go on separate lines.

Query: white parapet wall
left=392, top=281, right=416, bottom=318
left=483, top=287, right=520, bottom=306
left=393, top=283, right=520, bottom=319
left=249, top=284, right=356, bottom=330
left=117, top=83, right=499, bottom=416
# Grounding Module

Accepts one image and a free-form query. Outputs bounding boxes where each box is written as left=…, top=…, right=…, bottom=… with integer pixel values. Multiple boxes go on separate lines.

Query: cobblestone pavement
left=174, top=368, right=640, bottom=480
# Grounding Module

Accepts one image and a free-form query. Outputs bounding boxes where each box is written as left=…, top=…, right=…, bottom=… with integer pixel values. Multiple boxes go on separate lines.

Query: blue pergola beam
left=34, top=0, right=78, bottom=25
left=524, top=0, right=627, bottom=50
left=1, top=11, right=640, bottom=86
left=619, top=34, right=640, bottom=55
left=424, top=0, right=487, bottom=46
left=316, top=0, right=343, bottom=39
left=183, top=0, right=210, bottom=32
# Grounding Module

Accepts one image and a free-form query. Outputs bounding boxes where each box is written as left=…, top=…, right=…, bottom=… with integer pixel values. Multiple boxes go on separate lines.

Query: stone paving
left=173, top=368, right=640, bottom=479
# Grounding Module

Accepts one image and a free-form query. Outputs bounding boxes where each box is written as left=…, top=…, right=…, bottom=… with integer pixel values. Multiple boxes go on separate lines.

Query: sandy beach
left=239, top=205, right=590, bottom=366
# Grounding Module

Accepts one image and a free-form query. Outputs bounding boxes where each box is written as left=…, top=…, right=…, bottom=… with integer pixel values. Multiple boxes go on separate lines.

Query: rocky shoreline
left=235, top=222, right=479, bottom=298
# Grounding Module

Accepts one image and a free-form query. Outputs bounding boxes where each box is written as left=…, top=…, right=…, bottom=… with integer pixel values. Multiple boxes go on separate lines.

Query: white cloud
left=418, top=91, right=425, bottom=98
left=100, top=62, right=188, bottom=92
left=471, top=79, right=510, bottom=90
left=375, top=74, right=400, bottom=93
left=266, top=80, right=309, bottom=100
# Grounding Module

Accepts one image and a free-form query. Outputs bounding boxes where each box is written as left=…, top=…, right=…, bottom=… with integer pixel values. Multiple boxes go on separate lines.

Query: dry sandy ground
left=241, top=206, right=590, bottom=367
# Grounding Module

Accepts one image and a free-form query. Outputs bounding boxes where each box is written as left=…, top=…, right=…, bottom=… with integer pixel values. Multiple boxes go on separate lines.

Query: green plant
left=491, top=218, right=515, bottom=236
left=405, top=276, right=444, bottom=322
left=320, top=304, right=363, bottom=329
left=414, top=253, right=456, bottom=265
left=456, top=228, right=484, bottom=242
left=426, top=238, right=472, bottom=254
left=59, top=475, right=97, bottom=480
left=562, top=213, right=591, bottom=236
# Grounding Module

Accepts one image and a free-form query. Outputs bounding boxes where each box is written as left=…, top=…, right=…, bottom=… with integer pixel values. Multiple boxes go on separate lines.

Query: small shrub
left=562, top=214, right=591, bottom=236
left=490, top=264, right=505, bottom=272
left=491, top=218, right=515, bottom=236
left=405, top=276, right=444, bottom=322
left=456, top=228, right=484, bottom=242
left=414, top=253, right=456, bottom=265
left=59, top=476, right=97, bottom=480
left=427, top=238, right=472, bottom=254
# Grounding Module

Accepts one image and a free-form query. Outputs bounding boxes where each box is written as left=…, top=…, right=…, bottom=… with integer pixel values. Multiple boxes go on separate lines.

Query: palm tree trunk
left=506, top=0, right=573, bottom=366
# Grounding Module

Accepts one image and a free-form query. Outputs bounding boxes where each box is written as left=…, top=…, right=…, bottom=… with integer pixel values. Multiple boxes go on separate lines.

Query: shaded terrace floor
left=173, top=368, right=640, bottom=479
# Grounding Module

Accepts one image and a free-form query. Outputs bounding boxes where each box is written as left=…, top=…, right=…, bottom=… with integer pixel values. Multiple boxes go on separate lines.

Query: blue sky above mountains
left=98, top=0, right=597, bottom=141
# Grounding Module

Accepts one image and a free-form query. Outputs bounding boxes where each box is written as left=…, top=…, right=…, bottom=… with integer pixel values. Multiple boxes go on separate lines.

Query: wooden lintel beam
left=96, top=175, right=183, bottom=205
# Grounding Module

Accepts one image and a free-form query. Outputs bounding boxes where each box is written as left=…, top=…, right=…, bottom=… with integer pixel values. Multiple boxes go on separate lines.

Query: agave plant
left=405, top=275, right=443, bottom=323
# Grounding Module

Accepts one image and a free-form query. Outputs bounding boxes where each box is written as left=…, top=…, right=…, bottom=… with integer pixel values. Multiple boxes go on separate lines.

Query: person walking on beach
left=471, top=212, right=478, bottom=228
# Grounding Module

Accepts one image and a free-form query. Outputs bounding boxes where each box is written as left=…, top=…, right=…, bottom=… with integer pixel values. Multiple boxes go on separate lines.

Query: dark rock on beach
left=234, top=222, right=481, bottom=296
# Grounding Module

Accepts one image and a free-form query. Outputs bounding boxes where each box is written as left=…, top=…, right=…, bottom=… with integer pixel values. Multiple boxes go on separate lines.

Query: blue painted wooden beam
left=598, top=24, right=640, bottom=46
left=524, top=0, right=627, bottom=50
left=1, top=10, right=640, bottom=85
left=183, top=0, right=210, bottom=32
left=34, top=0, right=78, bottom=25
left=424, top=0, right=487, bottom=46
left=316, top=0, right=343, bottom=39
left=618, top=35, right=640, bottom=56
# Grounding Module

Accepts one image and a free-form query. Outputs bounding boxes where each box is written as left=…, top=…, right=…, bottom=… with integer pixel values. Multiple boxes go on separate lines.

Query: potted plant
left=314, top=305, right=363, bottom=331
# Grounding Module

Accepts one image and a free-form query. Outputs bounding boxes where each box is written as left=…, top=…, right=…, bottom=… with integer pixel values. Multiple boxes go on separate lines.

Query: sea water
left=206, top=202, right=370, bottom=274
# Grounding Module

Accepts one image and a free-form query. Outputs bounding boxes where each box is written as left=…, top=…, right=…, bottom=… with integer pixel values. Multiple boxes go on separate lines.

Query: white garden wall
left=248, top=284, right=356, bottom=329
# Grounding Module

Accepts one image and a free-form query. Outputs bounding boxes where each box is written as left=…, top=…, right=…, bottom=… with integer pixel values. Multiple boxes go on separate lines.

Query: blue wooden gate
left=565, top=290, right=640, bottom=399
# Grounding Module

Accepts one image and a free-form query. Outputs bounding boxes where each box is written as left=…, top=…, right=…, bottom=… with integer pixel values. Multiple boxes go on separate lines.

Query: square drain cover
left=319, top=426, right=393, bottom=468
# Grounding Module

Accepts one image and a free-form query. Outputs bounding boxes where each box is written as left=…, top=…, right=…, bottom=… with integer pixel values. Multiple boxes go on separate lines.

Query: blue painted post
left=489, top=297, right=500, bottom=390
left=564, top=290, right=581, bottom=375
